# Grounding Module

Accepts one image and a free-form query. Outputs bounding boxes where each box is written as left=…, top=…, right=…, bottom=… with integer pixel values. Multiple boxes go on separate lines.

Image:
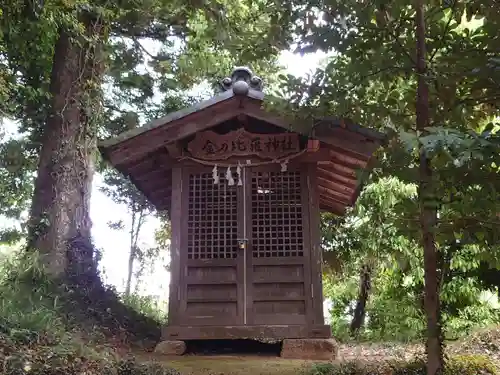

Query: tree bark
left=415, top=1, right=444, bottom=374
left=350, top=264, right=372, bottom=335
left=28, top=14, right=105, bottom=277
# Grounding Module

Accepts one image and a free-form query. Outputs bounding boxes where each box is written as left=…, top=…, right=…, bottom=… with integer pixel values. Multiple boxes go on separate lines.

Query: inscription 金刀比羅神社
left=187, top=128, right=301, bottom=161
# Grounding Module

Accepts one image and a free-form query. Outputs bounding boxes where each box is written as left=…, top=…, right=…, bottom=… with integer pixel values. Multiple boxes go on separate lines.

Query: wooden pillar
left=166, top=166, right=183, bottom=328
left=307, top=164, right=325, bottom=325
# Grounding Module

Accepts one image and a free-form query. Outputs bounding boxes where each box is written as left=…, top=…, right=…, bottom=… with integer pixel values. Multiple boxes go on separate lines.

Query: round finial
left=221, top=77, right=232, bottom=90
left=220, top=66, right=263, bottom=92
left=232, top=80, right=249, bottom=96
left=250, top=75, right=263, bottom=90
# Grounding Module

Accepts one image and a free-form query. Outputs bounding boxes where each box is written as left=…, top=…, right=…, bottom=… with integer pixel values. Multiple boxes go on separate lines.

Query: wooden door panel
left=177, top=164, right=314, bottom=327
left=179, top=168, right=244, bottom=326
left=247, top=166, right=313, bottom=326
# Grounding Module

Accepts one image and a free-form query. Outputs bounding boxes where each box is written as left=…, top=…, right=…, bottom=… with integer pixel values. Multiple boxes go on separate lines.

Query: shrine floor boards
left=138, top=354, right=329, bottom=375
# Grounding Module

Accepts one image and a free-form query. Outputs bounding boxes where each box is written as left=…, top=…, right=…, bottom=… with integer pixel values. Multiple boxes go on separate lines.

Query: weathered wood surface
left=187, top=128, right=301, bottom=161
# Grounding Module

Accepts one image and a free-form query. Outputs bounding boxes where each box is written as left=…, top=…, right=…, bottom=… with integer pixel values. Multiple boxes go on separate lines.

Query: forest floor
left=139, top=354, right=316, bottom=375
left=133, top=327, right=500, bottom=375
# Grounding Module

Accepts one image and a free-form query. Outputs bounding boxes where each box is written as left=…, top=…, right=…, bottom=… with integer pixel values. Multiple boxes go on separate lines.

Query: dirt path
left=135, top=328, right=500, bottom=374
left=138, top=343, right=424, bottom=374
left=141, top=354, right=321, bottom=375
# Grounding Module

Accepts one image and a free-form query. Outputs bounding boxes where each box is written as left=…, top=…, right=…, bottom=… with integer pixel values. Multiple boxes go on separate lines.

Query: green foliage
left=307, top=355, right=498, bottom=375
left=1, top=0, right=292, bottom=242
left=0, top=250, right=66, bottom=340
left=0, top=247, right=178, bottom=374
left=121, top=293, right=168, bottom=324
left=322, top=176, right=500, bottom=342
left=1, top=337, right=181, bottom=375
left=0, top=137, right=37, bottom=243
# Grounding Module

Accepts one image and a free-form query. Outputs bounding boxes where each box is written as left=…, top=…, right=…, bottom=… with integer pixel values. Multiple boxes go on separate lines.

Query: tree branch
left=104, top=103, right=130, bottom=114
left=390, top=17, right=417, bottom=66
left=131, top=37, right=164, bottom=61
left=429, top=0, right=458, bottom=63
left=438, top=217, right=500, bottom=227
left=350, top=66, right=410, bottom=87
left=448, top=94, right=500, bottom=112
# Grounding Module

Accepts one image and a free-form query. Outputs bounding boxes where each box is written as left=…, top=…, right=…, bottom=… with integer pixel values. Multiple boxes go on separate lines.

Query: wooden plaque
left=187, top=128, right=301, bottom=161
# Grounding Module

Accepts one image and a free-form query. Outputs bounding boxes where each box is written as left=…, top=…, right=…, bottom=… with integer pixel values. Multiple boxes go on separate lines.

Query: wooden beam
left=137, top=178, right=172, bottom=196
left=349, top=154, right=376, bottom=205
left=316, top=168, right=357, bottom=189
left=149, top=187, right=172, bottom=203
left=242, top=99, right=380, bottom=158
left=166, top=142, right=183, bottom=158
left=106, top=97, right=242, bottom=166
left=318, top=185, right=351, bottom=205
left=134, top=168, right=172, bottom=183
left=297, top=147, right=369, bottom=169
left=328, top=148, right=369, bottom=169
left=314, top=126, right=379, bottom=157
left=318, top=162, right=358, bottom=181
left=295, top=148, right=332, bottom=163
left=317, top=178, right=352, bottom=201
left=120, top=149, right=176, bottom=173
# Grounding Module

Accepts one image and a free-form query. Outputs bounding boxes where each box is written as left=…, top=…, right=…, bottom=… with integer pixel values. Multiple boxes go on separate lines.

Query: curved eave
left=99, top=90, right=384, bottom=217
left=106, top=143, right=374, bottom=218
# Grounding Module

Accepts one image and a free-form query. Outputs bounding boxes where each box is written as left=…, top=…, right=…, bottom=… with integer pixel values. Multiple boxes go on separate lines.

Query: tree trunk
left=415, top=1, right=444, bottom=374
left=28, top=14, right=105, bottom=277
left=350, top=264, right=372, bottom=335
left=125, top=210, right=137, bottom=296
left=124, top=245, right=135, bottom=296
left=125, top=205, right=146, bottom=296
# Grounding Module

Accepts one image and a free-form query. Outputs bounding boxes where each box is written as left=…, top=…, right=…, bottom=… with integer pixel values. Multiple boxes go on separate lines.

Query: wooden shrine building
left=99, top=67, right=384, bottom=352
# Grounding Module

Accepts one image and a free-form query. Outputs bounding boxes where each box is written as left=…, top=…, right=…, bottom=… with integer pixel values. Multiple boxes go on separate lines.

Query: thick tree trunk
left=350, top=264, right=371, bottom=335
left=28, top=15, right=105, bottom=277
left=415, top=1, right=444, bottom=374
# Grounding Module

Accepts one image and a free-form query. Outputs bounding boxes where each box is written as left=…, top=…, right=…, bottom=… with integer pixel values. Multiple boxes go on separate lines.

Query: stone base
left=280, top=338, right=338, bottom=360
left=154, top=340, right=186, bottom=356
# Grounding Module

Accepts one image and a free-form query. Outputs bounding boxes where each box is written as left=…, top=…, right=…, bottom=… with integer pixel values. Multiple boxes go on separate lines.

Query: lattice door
left=187, top=171, right=238, bottom=260
left=247, top=168, right=311, bottom=326
left=179, top=166, right=311, bottom=327
left=181, top=169, right=243, bottom=326
left=251, top=170, right=304, bottom=258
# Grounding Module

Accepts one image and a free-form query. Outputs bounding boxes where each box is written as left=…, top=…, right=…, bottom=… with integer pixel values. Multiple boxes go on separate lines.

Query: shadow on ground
left=139, top=339, right=325, bottom=375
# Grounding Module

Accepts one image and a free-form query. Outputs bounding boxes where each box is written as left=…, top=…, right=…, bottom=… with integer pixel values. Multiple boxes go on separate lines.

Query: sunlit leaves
left=322, top=175, right=499, bottom=340
left=0, top=139, right=35, bottom=220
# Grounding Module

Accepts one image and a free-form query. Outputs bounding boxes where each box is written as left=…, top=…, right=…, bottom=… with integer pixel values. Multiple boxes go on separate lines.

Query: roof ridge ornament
left=221, top=67, right=263, bottom=95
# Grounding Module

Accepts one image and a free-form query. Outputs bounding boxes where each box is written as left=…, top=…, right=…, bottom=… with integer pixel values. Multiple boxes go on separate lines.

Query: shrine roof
left=99, top=86, right=383, bottom=150
left=99, top=88, right=265, bottom=149
left=98, top=67, right=386, bottom=216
